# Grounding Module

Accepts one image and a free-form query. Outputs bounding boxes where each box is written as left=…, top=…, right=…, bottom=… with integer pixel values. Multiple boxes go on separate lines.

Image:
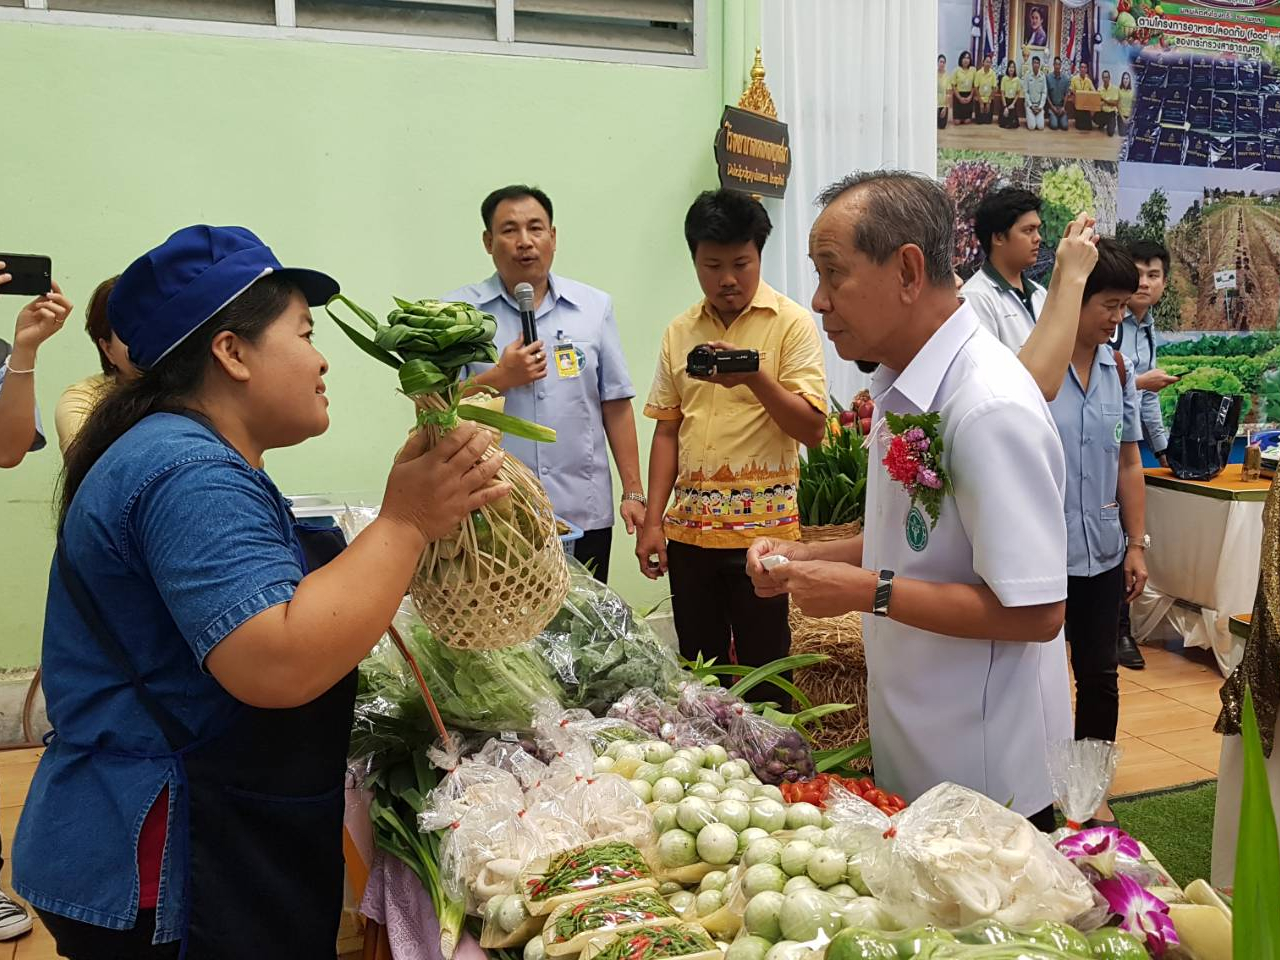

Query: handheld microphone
left=514, top=282, right=538, bottom=345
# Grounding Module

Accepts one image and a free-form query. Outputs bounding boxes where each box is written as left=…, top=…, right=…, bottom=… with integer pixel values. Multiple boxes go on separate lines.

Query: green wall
left=0, top=4, right=760, bottom=669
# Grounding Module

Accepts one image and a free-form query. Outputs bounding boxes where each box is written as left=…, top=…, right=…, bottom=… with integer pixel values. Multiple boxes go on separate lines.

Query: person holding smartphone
left=12, top=225, right=507, bottom=957
left=0, top=263, right=72, bottom=468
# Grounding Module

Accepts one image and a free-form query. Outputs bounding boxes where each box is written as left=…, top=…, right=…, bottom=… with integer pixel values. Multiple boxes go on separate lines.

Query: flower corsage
left=879, top=412, right=951, bottom=528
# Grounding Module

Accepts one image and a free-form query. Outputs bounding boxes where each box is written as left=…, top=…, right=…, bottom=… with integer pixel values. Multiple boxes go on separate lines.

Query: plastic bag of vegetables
left=608, top=689, right=682, bottom=740
left=532, top=701, right=649, bottom=758
left=328, top=294, right=569, bottom=650
left=535, top=560, right=682, bottom=713
left=540, top=888, right=680, bottom=957
left=1047, top=738, right=1120, bottom=835
left=472, top=736, right=553, bottom=791
left=725, top=704, right=816, bottom=785
left=581, top=923, right=720, bottom=960
left=480, top=892, right=545, bottom=950
left=359, top=599, right=565, bottom=738
left=418, top=759, right=525, bottom=833
left=676, top=682, right=743, bottom=731
left=520, top=840, right=659, bottom=916
left=857, top=782, right=1101, bottom=930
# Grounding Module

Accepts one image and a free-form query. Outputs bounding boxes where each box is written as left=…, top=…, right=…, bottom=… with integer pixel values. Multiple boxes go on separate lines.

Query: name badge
left=554, top=338, right=583, bottom=380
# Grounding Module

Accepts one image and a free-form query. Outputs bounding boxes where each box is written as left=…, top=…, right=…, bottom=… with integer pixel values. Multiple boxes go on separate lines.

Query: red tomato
left=864, top=789, right=886, bottom=806
left=886, top=793, right=906, bottom=809
left=856, top=778, right=875, bottom=794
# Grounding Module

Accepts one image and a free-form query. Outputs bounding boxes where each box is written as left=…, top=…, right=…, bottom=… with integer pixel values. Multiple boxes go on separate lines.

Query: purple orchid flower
left=1055, top=826, right=1141, bottom=878
left=916, top=467, right=943, bottom=490
left=904, top=426, right=925, bottom=443
left=1094, top=874, right=1179, bottom=956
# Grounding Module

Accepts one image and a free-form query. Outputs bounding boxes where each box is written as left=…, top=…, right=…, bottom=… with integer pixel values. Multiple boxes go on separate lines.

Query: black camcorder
left=686, top=343, right=760, bottom=378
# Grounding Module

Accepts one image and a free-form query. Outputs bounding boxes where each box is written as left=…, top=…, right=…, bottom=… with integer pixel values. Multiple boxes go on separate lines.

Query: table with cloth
left=1131, top=467, right=1272, bottom=675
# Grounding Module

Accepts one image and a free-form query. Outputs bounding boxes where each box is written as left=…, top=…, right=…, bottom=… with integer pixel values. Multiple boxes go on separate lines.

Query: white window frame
left=2, top=0, right=706, bottom=68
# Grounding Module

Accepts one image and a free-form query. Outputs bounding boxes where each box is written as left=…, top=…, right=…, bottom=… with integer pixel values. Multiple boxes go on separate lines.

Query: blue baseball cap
left=108, top=225, right=339, bottom=370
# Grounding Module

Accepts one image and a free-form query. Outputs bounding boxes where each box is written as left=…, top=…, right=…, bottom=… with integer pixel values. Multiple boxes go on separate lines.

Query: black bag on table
left=1166, top=389, right=1242, bottom=481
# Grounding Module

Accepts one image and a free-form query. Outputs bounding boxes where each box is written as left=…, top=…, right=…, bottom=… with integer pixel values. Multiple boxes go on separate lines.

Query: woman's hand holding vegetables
left=382, top=421, right=510, bottom=546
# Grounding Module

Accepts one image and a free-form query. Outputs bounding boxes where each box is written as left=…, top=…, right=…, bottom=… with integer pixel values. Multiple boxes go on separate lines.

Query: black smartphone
left=0, top=254, right=52, bottom=297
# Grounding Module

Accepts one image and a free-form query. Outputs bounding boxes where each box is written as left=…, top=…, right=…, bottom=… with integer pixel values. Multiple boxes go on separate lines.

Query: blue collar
left=474, top=272, right=578, bottom=311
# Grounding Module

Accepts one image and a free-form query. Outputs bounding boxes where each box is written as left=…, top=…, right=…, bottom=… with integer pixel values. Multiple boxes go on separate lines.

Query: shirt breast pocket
left=1102, top=402, right=1122, bottom=447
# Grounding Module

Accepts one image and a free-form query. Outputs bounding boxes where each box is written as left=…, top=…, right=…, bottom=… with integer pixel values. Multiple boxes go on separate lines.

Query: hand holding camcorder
left=686, top=343, right=760, bottom=378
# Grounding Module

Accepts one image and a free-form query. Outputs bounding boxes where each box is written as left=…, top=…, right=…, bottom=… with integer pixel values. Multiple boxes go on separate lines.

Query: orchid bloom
left=1055, top=825, right=1141, bottom=878
left=1094, top=874, right=1180, bottom=956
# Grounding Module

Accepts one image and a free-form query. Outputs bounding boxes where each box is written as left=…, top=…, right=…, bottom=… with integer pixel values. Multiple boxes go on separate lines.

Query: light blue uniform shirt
left=0, top=341, right=46, bottom=451
left=1114, top=310, right=1169, bottom=455
left=442, top=273, right=635, bottom=532
left=1048, top=345, right=1142, bottom=578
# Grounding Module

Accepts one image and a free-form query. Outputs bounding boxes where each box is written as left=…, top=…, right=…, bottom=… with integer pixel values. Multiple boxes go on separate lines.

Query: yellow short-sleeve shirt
left=1070, top=75, right=1096, bottom=94
left=1000, top=75, right=1022, bottom=101
left=975, top=68, right=998, bottom=102
left=1099, top=84, right=1120, bottom=112
left=952, top=66, right=976, bottom=95
left=1117, top=87, right=1135, bottom=119
left=644, top=282, right=827, bottom=549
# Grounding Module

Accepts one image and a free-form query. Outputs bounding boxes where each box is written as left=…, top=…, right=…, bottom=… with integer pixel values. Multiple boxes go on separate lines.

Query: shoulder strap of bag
left=56, top=533, right=196, bottom=751
left=1113, top=349, right=1129, bottom=388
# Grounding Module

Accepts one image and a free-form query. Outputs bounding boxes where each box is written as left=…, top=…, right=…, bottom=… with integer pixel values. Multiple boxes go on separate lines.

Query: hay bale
left=789, top=521, right=871, bottom=767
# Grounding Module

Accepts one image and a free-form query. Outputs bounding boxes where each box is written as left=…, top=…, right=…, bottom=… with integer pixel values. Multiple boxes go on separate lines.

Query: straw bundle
left=791, top=521, right=870, bottom=765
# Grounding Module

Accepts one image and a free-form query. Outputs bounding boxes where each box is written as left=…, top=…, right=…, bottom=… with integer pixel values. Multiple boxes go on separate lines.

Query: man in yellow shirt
left=639, top=190, right=827, bottom=678
left=1070, top=61, right=1096, bottom=130
left=975, top=53, right=998, bottom=125
left=1097, top=69, right=1120, bottom=136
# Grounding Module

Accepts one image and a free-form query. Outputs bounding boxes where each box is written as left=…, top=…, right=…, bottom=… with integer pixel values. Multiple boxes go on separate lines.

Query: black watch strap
left=873, top=569, right=895, bottom=618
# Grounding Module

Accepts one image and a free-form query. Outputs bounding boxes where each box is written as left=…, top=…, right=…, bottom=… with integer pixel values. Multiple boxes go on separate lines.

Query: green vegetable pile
left=526, top=842, right=653, bottom=902
left=824, top=921, right=1148, bottom=960
left=535, top=561, right=682, bottom=714
left=798, top=397, right=869, bottom=528
left=354, top=614, right=563, bottom=740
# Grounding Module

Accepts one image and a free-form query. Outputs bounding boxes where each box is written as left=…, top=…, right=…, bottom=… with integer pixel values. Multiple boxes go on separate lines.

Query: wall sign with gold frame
left=715, top=48, right=791, bottom=199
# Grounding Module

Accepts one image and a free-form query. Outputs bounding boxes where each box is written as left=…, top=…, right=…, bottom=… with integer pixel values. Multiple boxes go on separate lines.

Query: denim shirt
left=13, top=413, right=304, bottom=942
left=442, top=273, right=635, bottom=532
left=1049, top=346, right=1142, bottom=578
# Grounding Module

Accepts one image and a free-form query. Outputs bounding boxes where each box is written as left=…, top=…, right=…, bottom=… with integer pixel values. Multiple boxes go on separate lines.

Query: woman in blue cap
left=12, top=225, right=507, bottom=958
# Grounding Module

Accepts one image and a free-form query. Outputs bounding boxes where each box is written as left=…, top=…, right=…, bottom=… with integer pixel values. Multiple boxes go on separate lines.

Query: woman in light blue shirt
left=1047, top=240, right=1148, bottom=826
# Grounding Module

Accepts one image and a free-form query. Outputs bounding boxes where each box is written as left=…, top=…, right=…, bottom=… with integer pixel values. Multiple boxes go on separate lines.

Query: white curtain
left=760, top=0, right=938, bottom=407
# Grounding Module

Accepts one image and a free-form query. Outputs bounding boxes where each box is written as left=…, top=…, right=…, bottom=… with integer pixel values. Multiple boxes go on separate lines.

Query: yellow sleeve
left=643, top=325, right=683, bottom=421
left=777, top=310, right=828, bottom=414
left=54, top=376, right=105, bottom=455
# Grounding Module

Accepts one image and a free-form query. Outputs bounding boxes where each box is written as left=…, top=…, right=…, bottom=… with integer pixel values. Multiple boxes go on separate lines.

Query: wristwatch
left=873, top=570, right=896, bottom=618
left=1127, top=533, right=1151, bottom=550
left=621, top=492, right=647, bottom=507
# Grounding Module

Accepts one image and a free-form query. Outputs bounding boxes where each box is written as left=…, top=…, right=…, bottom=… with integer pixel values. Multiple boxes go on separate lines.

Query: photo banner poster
left=938, top=0, right=1280, bottom=431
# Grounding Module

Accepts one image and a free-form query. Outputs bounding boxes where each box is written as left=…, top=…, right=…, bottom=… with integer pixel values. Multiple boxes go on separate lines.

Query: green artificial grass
left=1112, top=779, right=1218, bottom=887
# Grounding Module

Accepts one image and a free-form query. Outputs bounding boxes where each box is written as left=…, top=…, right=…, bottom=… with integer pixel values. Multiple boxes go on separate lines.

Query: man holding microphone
left=444, top=185, right=645, bottom=582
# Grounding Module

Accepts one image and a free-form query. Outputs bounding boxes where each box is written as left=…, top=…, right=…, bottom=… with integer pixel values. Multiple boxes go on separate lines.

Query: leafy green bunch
left=327, top=293, right=555, bottom=443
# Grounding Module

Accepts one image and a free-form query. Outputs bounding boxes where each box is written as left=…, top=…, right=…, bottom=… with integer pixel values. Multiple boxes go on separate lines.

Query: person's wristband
left=1, top=357, right=34, bottom=376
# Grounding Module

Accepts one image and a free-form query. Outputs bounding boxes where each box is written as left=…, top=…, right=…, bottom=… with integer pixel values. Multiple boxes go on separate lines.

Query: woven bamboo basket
left=408, top=394, right=570, bottom=650
left=791, top=520, right=871, bottom=766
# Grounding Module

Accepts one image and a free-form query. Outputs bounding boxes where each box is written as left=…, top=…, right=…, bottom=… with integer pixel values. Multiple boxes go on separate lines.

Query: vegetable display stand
left=413, top=393, right=570, bottom=651
left=790, top=521, right=870, bottom=765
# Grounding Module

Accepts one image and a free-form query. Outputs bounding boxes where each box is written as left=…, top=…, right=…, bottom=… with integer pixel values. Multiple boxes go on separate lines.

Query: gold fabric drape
left=1216, top=478, right=1280, bottom=756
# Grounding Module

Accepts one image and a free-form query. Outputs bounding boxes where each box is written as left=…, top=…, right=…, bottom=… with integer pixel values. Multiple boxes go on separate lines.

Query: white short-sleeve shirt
left=861, top=303, right=1072, bottom=816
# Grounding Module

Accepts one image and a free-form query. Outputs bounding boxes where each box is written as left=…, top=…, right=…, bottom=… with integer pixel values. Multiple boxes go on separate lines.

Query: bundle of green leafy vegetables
left=352, top=601, right=563, bottom=755
left=533, top=561, right=682, bottom=715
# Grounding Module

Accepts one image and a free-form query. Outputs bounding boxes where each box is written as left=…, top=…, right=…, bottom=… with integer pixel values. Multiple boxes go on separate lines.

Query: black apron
left=56, top=411, right=356, bottom=959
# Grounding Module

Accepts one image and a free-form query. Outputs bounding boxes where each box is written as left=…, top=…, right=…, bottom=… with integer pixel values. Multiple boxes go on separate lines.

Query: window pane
left=296, top=0, right=496, bottom=39
left=48, top=0, right=275, bottom=23
left=513, top=0, right=694, bottom=54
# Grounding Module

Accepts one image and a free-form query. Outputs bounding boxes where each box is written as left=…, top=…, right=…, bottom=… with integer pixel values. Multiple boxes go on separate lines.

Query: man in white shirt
left=747, top=172, right=1072, bottom=828
left=961, top=188, right=1047, bottom=352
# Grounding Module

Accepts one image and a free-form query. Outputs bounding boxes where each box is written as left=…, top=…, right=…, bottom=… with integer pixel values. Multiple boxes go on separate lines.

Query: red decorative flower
left=883, top=435, right=921, bottom=486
